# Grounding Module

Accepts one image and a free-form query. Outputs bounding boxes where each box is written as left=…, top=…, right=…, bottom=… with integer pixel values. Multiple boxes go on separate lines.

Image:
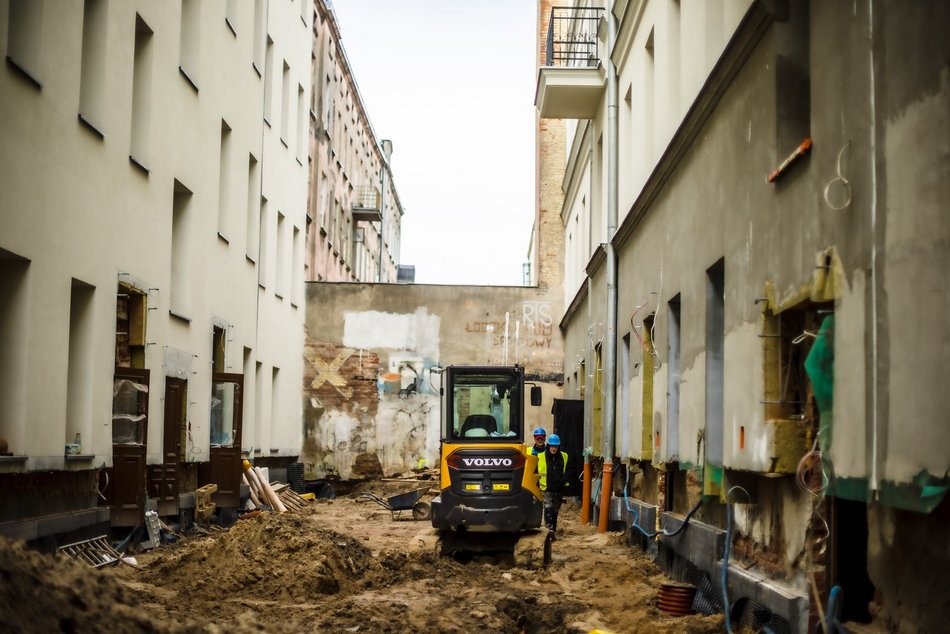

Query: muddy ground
left=0, top=480, right=722, bottom=633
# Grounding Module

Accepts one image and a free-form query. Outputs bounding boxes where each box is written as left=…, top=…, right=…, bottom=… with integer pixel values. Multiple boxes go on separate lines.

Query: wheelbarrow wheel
left=412, top=501, right=431, bottom=521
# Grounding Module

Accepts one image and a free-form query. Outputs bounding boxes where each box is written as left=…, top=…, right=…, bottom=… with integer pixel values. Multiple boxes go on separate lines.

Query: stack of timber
left=241, top=460, right=311, bottom=514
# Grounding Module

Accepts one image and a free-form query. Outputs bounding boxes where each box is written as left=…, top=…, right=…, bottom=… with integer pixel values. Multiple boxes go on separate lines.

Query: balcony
left=535, top=6, right=606, bottom=119
left=351, top=186, right=381, bottom=222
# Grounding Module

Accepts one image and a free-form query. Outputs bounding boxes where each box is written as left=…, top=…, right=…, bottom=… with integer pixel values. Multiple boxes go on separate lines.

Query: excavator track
left=411, top=527, right=552, bottom=569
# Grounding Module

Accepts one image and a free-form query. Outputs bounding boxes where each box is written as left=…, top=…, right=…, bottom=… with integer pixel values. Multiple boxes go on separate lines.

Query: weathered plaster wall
left=302, top=283, right=563, bottom=478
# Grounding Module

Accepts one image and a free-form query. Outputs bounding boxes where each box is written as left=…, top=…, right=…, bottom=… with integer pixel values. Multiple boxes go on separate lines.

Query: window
left=0, top=249, right=31, bottom=454
left=296, top=83, right=306, bottom=162
left=263, top=37, right=274, bottom=124
left=246, top=154, right=260, bottom=260
left=171, top=180, right=193, bottom=316
left=258, top=198, right=269, bottom=288
left=280, top=61, right=291, bottom=145
left=79, top=0, right=108, bottom=133
left=291, top=226, right=301, bottom=306
left=112, top=372, right=148, bottom=445
left=643, top=28, right=655, bottom=163
left=666, top=295, right=681, bottom=460
left=252, top=0, right=265, bottom=73
left=275, top=212, right=286, bottom=298
left=6, top=0, right=44, bottom=87
left=447, top=370, right=521, bottom=441
left=179, top=0, right=200, bottom=89
left=130, top=14, right=154, bottom=171
left=218, top=120, right=232, bottom=241
left=225, top=0, right=237, bottom=35
left=66, top=279, right=95, bottom=452
left=705, top=259, right=725, bottom=468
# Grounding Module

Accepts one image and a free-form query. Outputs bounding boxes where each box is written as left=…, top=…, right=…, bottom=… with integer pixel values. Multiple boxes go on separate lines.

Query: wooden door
left=208, top=373, right=243, bottom=508
left=552, top=399, right=584, bottom=496
left=148, top=377, right=182, bottom=516
left=111, top=367, right=150, bottom=527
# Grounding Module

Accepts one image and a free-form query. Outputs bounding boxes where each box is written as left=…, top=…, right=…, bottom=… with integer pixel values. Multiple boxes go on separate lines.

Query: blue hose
left=823, top=585, right=843, bottom=633
left=623, top=474, right=704, bottom=539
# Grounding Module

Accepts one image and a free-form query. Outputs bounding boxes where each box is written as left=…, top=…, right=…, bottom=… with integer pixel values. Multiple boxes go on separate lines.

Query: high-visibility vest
left=537, top=450, right=568, bottom=491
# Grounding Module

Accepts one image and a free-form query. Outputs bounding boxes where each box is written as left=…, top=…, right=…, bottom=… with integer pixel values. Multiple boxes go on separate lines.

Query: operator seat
left=461, top=414, right=497, bottom=437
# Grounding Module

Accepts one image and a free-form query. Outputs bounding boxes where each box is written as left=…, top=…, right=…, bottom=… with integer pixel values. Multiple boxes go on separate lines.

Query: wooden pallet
left=278, top=487, right=312, bottom=512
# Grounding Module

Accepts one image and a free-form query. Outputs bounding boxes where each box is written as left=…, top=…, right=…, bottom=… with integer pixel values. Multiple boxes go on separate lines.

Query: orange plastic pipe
left=598, top=460, right=613, bottom=533
left=581, top=459, right=592, bottom=525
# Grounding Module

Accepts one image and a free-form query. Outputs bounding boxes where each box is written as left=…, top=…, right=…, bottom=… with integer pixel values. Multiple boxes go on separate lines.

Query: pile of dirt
left=0, top=536, right=168, bottom=633
left=146, top=511, right=389, bottom=603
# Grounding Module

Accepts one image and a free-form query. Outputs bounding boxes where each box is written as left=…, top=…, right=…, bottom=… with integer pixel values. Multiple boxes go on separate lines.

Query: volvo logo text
left=461, top=457, right=513, bottom=467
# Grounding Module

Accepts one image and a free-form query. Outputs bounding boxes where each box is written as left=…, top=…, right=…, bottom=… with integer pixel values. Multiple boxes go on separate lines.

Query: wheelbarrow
left=359, top=486, right=432, bottom=521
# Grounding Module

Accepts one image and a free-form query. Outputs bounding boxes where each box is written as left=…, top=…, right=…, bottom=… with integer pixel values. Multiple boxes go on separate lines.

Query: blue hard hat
left=532, top=427, right=547, bottom=437
left=547, top=434, right=561, bottom=446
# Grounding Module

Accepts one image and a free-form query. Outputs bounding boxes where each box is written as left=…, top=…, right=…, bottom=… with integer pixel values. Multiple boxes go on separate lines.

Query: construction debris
left=57, top=535, right=123, bottom=568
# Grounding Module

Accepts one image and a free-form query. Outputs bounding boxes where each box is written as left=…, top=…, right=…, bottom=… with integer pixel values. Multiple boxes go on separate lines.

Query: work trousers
left=543, top=489, right=563, bottom=531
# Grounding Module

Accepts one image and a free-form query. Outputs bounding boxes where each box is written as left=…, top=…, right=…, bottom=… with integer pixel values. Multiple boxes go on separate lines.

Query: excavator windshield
left=447, top=368, right=522, bottom=441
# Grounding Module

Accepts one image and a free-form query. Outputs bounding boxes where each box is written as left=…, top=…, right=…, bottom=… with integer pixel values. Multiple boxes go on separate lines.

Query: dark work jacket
left=538, top=450, right=568, bottom=493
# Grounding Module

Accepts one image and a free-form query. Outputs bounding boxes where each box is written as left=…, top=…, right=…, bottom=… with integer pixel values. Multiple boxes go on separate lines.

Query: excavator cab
left=430, top=365, right=550, bottom=566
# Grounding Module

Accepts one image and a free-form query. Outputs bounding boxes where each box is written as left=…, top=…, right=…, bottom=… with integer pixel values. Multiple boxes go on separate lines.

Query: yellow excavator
left=429, top=365, right=552, bottom=567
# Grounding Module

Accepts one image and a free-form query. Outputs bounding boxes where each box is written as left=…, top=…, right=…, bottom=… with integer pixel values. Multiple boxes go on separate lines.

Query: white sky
left=331, top=0, right=538, bottom=286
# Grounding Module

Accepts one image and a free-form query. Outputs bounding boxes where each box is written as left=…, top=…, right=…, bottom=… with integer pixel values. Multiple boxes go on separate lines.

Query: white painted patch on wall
left=342, top=307, right=441, bottom=360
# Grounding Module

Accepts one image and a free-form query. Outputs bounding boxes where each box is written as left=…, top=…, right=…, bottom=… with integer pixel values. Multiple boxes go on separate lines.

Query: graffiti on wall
left=464, top=301, right=556, bottom=351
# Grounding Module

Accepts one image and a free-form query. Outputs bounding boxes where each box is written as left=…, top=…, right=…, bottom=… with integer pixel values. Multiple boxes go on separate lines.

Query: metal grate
left=57, top=535, right=123, bottom=568
left=692, top=572, right=723, bottom=615
left=732, top=598, right=792, bottom=634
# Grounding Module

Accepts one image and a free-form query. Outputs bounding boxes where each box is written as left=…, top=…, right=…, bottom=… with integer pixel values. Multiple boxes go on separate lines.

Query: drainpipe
left=598, top=3, right=619, bottom=533
left=377, top=139, right=392, bottom=282
left=866, top=0, right=881, bottom=494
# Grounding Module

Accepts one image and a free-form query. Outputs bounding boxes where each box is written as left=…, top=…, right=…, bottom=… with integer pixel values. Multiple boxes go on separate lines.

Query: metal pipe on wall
left=598, top=2, right=619, bottom=533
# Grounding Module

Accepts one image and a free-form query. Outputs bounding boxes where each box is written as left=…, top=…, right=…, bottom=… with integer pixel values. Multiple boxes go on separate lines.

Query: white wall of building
left=0, top=0, right=310, bottom=470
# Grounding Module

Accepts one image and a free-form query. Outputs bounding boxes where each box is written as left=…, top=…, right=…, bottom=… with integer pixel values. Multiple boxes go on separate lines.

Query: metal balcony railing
left=545, top=6, right=604, bottom=68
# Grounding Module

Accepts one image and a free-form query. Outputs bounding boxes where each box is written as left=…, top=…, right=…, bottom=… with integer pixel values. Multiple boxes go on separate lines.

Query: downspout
left=377, top=140, right=392, bottom=282
left=867, top=0, right=880, bottom=494
left=598, top=3, right=619, bottom=533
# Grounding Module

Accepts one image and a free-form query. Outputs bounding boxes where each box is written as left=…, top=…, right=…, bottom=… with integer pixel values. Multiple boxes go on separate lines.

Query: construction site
left=1, top=478, right=729, bottom=634
left=2, top=0, right=950, bottom=632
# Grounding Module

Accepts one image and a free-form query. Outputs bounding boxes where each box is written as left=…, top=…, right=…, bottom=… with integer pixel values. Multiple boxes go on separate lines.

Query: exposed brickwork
left=302, top=336, right=379, bottom=417
left=536, top=0, right=566, bottom=293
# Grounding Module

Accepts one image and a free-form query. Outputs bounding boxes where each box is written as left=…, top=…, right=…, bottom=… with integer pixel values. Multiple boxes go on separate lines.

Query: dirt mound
left=0, top=536, right=168, bottom=633
left=147, top=511, right=389, bottom=603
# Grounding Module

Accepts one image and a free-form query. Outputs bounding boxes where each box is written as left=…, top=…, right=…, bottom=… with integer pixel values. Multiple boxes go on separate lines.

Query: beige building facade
left=539, top=0, right=950, bottom=631
left=305, top=0, right=403, bottom=284
left=0, top=0, right=310, bottom=540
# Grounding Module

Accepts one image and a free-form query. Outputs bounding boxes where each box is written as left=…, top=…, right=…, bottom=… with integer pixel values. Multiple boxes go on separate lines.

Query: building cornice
left=613, top=1, right=774, bottom=251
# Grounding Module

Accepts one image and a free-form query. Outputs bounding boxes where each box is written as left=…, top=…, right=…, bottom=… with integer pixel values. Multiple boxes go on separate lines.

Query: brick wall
left=536, top=0, right=566, bottom=293
left=302, top=336, right=379, bottom=417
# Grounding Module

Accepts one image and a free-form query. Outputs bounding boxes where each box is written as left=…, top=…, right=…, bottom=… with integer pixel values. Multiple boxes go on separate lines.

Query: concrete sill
left=5, top=55, right=41, bottom=89
left=169, top=309, right=192, bottom=324
left=78, top=113, right=106, bottom=139
left=252, top=62, right=262, bottom=78
left=65, top=454, right=95, bottom=461
left=129, top=154, right=150, bottom=175
left=0, top=455, right=27, bottom=463
left=179, top=66, right=199, bottom=92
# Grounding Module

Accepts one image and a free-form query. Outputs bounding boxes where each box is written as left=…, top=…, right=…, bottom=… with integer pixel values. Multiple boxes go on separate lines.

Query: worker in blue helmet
left=537, top=433, right=569, bottom=535
left=527, top=427, right=547, bottom=456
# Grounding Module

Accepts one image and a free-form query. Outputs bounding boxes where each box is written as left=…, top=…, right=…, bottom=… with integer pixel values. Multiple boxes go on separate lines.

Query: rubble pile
left=147, top=511, right=389, bottom=603
left=0, top=536, right=164, bottom=633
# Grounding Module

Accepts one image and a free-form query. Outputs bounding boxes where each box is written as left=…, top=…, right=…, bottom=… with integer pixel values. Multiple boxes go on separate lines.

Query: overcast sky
left=331, top=0, right=538, bottom=286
